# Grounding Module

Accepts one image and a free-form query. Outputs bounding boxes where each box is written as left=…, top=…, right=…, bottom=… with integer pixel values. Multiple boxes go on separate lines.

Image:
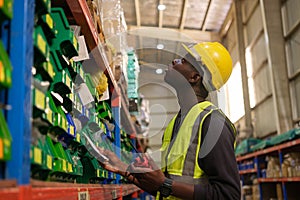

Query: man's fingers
left=128, top=164, right=154, bottom=174
left=145, top=154, right=160, bottom=170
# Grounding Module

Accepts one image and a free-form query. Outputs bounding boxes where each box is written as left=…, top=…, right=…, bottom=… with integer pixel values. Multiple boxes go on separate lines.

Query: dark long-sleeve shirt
left=171, top=110, right=241, bottom=200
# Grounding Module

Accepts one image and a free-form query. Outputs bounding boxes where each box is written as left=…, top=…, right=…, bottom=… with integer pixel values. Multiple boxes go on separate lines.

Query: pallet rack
left=237, top=138, right=300, bottom=200
left=0, top=0, right=141, bottom=199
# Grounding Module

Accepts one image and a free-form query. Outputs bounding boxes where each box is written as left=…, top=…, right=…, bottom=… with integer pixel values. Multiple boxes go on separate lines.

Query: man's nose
left=172, top=59, right=181, bottom=65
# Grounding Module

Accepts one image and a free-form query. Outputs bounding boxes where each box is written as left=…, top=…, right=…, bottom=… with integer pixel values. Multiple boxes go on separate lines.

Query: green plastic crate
left=34, top=26, right=50, bottom=64
left=0, top=111, right=12, bottom=161
left=30, top=138, right=53, bottom=180
left=45, top=135, right=68, bottom=173
left=0, top=40, right=12, bottom=89
left=38, top=13, right=56, bottom=40
left=0, top=0, right=13, bottom=22
left=50, top=8, right=78, bottom=59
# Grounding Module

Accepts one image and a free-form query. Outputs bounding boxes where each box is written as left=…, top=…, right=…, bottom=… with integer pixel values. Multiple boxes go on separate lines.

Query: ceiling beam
left=179, top=0, right=188, bottom=30
left=128, top=25, right=220, bottom=42
left=219, top=2, right=234, bottom=38
left=134, top=0, right=141, bottom=26
left=158, top=0, right=164, bottom=28
left=201, top=0, right=212, bottom=31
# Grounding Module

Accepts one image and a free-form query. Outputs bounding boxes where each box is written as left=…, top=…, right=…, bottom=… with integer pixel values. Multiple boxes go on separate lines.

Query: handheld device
left=82, top=132, right=109, bottom=163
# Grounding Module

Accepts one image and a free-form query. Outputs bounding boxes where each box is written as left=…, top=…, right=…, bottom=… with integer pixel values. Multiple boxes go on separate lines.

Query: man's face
left=164, top=57, right=197, bottom=89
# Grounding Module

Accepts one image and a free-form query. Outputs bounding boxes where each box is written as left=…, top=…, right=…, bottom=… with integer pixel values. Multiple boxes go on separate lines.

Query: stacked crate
left=0, top=0, right=13, bottom=163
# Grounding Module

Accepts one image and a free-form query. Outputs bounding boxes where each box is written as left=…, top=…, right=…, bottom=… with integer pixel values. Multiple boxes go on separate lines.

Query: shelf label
left=69, top=125, right=75, bottom=136
left=65, top=74, right=71, bottom=88
left=70, top=59, right=74, bottom=67
left=0, top=138, right=3, bottom=159
left=0, top=61, right=4, bottom=83
left=61, top=116, right=67, bottom=131
left=80, top=68, right=84, bottom=79
left=111, top=190, right=117, bottom=199
left=73, top=36, right=78, bottom=50
left=37, top=34, right=47, bottom=56
left=68, top=93, right=74, bottom=102
left=47, top=62, right=55, bottom=78
left=68, top=162, right=73, bottom=172
left=76, top=133, right=80, bottom=142
left=45, top=14, right=53, bottom=29
left=78, top=191, right=89, bottom=200
left=47, top=155, right=52, bottom=170
left=97, top=169, right=100, bottom=177
left=34, top=147, right=42, bottom=165
left=46, top=109, right=52, bottom=123
left=62, top=159, right=67, bottom=171
left=35, top=89, right=45, bottom=109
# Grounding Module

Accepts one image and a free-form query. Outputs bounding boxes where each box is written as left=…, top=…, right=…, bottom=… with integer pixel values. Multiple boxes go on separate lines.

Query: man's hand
left=127, top=155, right=165, bottom=195
left=97, top=147, right=128, bottom=176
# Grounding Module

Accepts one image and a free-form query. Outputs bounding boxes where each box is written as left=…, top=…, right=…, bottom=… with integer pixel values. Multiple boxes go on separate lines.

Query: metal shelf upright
left=6, top=0, right=35, bottom=186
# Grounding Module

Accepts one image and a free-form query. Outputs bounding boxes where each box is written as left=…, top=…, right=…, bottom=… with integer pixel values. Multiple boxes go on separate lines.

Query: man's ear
left=189, top=72, right=201, bottom=84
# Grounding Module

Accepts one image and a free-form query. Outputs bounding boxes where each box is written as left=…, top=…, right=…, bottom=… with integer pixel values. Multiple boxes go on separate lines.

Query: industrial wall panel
left=225, top=20, right=237, bottom=54
left=252, top=63, right=272, bottom=105
left=285, top=27, right=300, bottom=76
left=253, top=97, right=277, bottom=138
left=244, top=4, right=263, bottom=47
left=242, top=0, right=259, bottom=23
left=250, top=35, right=267, bottom=75
left=230, top=44, right=239, bottom=66
left=290, top=75, right=300, bottom=121
left=282, top=0, right=300, bottom=34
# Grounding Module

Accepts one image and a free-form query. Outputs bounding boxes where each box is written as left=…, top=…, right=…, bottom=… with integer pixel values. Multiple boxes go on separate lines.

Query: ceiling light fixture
left=155, top=68, right=164, bottom=74
left=156, top=44, right=164, bottom=49
left=158, top=4, right=166, bottom=11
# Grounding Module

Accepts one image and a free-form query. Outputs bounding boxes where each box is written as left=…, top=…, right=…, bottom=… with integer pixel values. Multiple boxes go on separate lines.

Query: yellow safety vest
left=157, top=101, right=236, bottom=200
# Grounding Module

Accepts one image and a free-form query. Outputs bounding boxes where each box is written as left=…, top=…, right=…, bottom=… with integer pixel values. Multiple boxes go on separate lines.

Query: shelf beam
left=239, top=168, right=257, bottom=175
left=258, top=177, right=300, bottom=183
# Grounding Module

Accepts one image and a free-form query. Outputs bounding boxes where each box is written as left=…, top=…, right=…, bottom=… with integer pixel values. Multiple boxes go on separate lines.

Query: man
left=99, top=42, right=241, bottom=200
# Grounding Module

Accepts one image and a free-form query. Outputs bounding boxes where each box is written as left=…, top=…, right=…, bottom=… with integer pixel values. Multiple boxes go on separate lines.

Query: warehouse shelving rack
left=0, top=0, right=141, bottom=199
left=237, top=138, right=300, bottom=200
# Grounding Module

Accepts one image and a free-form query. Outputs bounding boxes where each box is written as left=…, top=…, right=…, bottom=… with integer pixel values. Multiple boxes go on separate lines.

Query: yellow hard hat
left=182, top=42, right=233, bottom=91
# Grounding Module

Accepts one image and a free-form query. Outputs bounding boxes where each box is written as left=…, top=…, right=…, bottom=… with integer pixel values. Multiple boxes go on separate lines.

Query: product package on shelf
left=0, top=40, right=12, bottom=89
left=0, top=0, right=13, bottom=23
left=0, top=110, right=12, bottom=161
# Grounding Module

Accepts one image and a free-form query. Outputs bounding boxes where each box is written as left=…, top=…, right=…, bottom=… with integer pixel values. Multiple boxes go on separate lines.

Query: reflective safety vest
left=156, top=101, right=236, bottom=200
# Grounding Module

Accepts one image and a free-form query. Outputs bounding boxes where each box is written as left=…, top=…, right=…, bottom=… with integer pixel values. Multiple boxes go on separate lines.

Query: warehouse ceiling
left=122, top=0, right=232, bottom=32
left=120, top=0, right=233, bottom=83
